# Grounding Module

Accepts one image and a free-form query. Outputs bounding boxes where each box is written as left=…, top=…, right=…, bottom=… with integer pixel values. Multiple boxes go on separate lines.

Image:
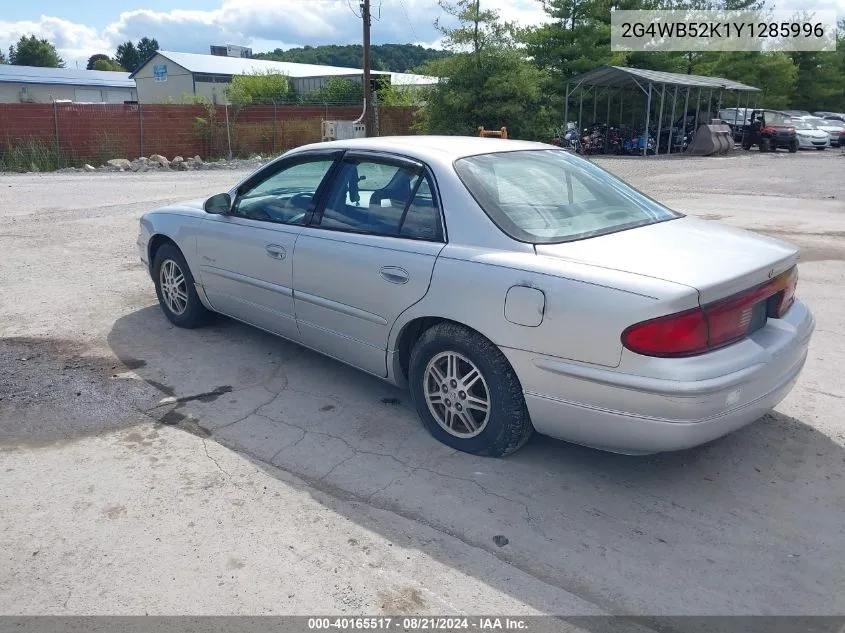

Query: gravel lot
left=1, top=149, right=844, bottom=622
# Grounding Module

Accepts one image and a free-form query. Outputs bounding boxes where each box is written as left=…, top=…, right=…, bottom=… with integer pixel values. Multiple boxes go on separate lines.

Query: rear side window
left=454, top=149, right=680, bottom=244
left=318, top=158, right=442, bottom=241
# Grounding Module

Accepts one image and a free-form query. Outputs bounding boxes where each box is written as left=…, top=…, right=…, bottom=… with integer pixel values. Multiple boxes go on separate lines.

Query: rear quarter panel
left=390, top=244, right=699, bottom=369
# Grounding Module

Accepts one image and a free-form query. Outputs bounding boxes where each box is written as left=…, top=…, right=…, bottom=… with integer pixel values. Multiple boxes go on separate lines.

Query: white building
left=0, top=65, right=137, bottom=104
left=130, top=50, right=438, bottom=105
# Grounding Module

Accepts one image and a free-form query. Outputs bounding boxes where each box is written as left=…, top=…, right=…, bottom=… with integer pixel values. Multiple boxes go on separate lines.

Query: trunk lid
left=535, top=217, right=798, bottom=304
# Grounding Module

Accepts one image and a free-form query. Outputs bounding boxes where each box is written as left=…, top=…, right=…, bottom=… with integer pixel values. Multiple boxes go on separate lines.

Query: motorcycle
left=555, top=122, right=581, bottom=153
left=621, top=130, right=656, bottom=155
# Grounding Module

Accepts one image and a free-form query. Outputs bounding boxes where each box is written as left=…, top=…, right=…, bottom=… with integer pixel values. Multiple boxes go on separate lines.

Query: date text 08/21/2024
left=307, top=617, right=530, bottom=630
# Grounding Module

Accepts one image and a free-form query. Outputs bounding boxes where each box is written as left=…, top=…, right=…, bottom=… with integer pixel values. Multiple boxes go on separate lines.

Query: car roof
left=290, top=135, right=553, bottom=163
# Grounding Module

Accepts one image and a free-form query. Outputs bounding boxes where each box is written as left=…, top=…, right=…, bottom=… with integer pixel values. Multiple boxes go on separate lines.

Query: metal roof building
left=0, top=65, right=136, bottom=103
left=563, top=65, right=761, bottom=157
left=567, top=65, right=759, bottom=92
left=130, top=50, right=438, bottom=105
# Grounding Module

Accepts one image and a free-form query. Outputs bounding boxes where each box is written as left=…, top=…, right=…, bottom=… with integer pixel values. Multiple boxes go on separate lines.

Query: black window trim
left=307, top=149, right=447, bottom=243
left=229, top=150, right=344, bottom=227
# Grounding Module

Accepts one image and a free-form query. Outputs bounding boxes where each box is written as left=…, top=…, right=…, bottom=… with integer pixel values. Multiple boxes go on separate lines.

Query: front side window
left=233, top=159, right=335, bottom=224
left=454, top=149, right=681, bottom=243
left=318, top=158, right=441, bottom=240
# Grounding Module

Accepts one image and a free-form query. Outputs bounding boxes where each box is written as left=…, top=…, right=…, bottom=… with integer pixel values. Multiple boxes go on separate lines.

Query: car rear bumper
left=502, top=300, right=814, bottom=455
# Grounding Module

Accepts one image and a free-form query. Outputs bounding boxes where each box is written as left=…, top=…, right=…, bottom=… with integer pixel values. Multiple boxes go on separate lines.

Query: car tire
left=788, top=140, right=799, bottom=153
left=408, top=322, right=533, bottom=457
left=152, top=243, right=212, bottom=328
left=816, top=146, right=826, bottom=151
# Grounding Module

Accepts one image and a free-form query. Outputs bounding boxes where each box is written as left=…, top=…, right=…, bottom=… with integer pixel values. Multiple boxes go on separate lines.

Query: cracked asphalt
left=1, top=150, right=844, bottom=622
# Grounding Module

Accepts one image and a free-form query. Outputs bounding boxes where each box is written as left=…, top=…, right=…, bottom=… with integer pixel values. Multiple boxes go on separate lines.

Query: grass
left=0, top=137, right=74, bottom=173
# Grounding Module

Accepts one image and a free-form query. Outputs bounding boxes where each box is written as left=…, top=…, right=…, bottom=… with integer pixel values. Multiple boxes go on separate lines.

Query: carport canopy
left=566, top=65, right=760, bottom=92
left=563, top=65, right=761, bottom=157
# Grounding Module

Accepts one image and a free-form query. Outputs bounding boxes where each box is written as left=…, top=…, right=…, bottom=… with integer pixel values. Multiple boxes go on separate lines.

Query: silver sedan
left=137, top=137, right=814, bottom=456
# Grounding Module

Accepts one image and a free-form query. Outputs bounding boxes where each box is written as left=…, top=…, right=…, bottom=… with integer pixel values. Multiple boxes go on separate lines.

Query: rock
left=176, top=161, right=190, bottom=171
left=130, top=158, right=148, bottom=172
left=106, top=158, right=131, bottom=170
left=193, top=155, right=203, bottom=164
left=172, top=156, right=184, bottom=166
left=149, top=154, right=170, bottom=168
left=83, top=164, right=96, bottom=172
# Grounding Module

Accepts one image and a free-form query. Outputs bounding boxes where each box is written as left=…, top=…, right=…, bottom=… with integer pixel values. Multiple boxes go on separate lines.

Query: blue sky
left=1, top=0, right=840, bottom=68
left=0, top=0, right=548, bottom=67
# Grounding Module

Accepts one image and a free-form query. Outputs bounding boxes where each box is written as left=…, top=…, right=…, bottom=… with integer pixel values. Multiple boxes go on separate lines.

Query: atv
left=741, top=110, right=799, bottom=153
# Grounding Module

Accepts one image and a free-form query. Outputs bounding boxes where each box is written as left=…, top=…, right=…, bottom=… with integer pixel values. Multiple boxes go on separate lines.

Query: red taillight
left=762, top=126, right=783, bottom=134
left=622, top=266, right=798, bottom=358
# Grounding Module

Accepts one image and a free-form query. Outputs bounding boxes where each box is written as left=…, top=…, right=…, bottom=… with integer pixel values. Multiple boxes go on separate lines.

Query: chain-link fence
left=0, top=102, right=418, bottom=171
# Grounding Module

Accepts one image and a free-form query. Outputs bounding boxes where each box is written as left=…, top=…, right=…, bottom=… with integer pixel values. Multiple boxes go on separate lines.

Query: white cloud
left=0, top=0, right=550, bottom=67
left=2, top=0, right=838, bottom=68
left=0, top=16, right=112, bottom=65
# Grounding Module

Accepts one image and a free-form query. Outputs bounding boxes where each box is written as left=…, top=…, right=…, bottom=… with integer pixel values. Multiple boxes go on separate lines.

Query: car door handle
left=266, top=244, right=286, bottom=260
left=380, top=266, right=409, bottom=284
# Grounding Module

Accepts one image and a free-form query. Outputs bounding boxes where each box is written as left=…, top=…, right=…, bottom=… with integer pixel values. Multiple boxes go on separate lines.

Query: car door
left=195, top=151, right=340, bottom=340
left=293, top=151, right=446, bottom=377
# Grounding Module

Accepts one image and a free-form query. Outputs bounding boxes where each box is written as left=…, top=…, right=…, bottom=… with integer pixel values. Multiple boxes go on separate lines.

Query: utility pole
left=361, top=0, right=373, bottom=137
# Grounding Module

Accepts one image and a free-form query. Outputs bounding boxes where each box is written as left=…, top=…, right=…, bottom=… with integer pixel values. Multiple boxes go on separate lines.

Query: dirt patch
left=378, top=586, right=428, bottom=614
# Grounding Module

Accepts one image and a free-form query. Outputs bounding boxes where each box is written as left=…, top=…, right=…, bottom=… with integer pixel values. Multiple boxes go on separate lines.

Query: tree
left=137, top=37, right=160, bottom=60
left=0, top=49, right=6, bottom=64
left=115, top=41, right=141, bottom=73
left=92, top=58, right=125, bottom=72
left=226, top=71, right=293, bottom=105
left=301, top=77, right=364, bottom=104
left=87, top=54, right=111, bottom=70
left=419, top=1, right=554, bottom=140
left=788, top=51, right=843, bottom=111
left=254, top=44, right=450, bottom=73
left=8, top=35, right=64, bottom=67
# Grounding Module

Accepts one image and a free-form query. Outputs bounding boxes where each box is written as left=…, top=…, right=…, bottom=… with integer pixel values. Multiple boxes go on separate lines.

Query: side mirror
left=204, top=193, right=232, bottom=215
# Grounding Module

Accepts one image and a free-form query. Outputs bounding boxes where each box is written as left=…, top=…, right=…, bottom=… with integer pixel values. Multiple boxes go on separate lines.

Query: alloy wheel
left=423, top=351, right=491, bottom=438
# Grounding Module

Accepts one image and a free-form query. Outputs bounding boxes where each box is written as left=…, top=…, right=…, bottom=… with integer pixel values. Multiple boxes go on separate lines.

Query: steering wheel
left=290, top=193, right=314, bottom=211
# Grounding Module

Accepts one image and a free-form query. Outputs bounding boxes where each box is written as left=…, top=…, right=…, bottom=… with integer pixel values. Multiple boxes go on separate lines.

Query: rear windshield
left=453, top=149, right=681, bottom=244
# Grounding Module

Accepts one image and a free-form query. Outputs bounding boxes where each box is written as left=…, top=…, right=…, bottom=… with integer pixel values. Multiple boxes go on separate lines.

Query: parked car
left=137, top=136, right=814, bottom=457
left=790, top=118, right=830, bottom=150
left=742, top=110, right=799, bottom=152
left=813, top=111, right=845, bottom=122
left=782, top=109, right=812, bottom=118
left=801, top=116, right=845, bottom=147
left=718, top=108, right=751, bottom=141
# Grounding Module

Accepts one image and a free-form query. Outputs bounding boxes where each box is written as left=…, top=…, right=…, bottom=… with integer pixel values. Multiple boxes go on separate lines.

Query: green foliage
left=254, top=44, right=450, bottom=73
left=419, top=2, right=555, bottom=140
left=114, top=38, right=158, bottom=73
left=180, top=93, right=213, bottom=105
left=517, top=0, right=845, bottom=112
left=0, top=49, right=6, bottom=64
left=377, top=83, right=427, bottom=107
left=92, top=58, right=125, bottom=72
left=696, top=52, right=798, bottom=109
left=226, top=71, right=294, bottom=105
left=115, top=41, right=141, bottom=73
left=86, top=54, right=111, bottom=70
left=301, top=77, right=364, bottom=104
left=9, top=35, right=64, bottom=68
left=0, top=137, right=71, bottom=172
left=137, top=37, right=160, bottom=60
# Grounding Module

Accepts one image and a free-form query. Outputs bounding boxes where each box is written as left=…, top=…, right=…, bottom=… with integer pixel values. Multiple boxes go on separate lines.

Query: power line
left=397, top=0, right=419, bottom=41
